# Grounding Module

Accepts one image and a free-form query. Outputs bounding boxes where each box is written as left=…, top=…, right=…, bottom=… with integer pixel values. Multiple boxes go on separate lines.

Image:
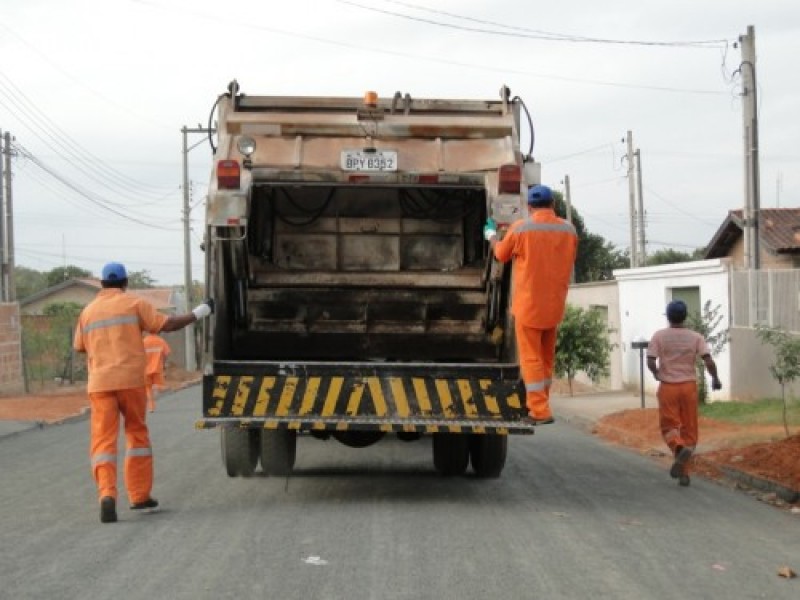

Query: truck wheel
left=220, top=428, right=259, bottom=478
left=469, top=434, right=508, bottom=478
left=260, top=429, right=297, bottom=477
left=432, top=433, right=469, bottom=476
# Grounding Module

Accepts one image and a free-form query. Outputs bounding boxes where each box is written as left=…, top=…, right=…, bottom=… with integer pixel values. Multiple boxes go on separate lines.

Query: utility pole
left=0, top=129, right=5, bottom=302
left=739, top=25, right=761, bottom=270
left=181, top=125, right=214, bottom=371
left=625, top=131, right=638, bottom=268
left=4, top=132, right=15, bottom=301
left=634, top=149, right=646, bottom=265
left=563, top=175, right=575, bottom=283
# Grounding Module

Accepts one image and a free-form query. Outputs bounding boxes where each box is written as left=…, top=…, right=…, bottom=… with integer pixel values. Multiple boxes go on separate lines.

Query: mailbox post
left=631, top=338, right=649, bottom=409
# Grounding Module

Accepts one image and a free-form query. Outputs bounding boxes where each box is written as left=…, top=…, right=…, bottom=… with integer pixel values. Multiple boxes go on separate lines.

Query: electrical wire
left=341, top=0, right=729, bottom=48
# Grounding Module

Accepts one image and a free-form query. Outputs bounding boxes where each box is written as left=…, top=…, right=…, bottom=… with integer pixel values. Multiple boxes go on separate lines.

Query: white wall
left=614, top=259, right=731, bottom=401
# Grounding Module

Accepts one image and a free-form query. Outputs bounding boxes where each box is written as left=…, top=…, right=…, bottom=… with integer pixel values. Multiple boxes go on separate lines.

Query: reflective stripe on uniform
left=82, top=315, right=139, bottom=335
left=516, top=220, right=577, bottom=235
left=145, top=347, right=161, bottom=353
left=126, top=447, right=153, bottom=458
left=525, top=380, right=548, bottom=392
left=91, top=453, right=117, bottom=466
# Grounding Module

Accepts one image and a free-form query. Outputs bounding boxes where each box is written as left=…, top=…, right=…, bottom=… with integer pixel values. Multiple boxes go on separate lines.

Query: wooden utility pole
left=626, top=131, right=638, bottom=268
left=634, top=149, right=646, bottom=265
left=740, top=25, right=761, bottom=270
left=4, top=131, right=15, bottom=301
left=0, top=129, right=5, bottom=302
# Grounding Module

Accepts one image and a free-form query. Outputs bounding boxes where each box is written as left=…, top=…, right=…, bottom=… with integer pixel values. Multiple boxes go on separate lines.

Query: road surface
left=1, top=385, right=797, bottom=599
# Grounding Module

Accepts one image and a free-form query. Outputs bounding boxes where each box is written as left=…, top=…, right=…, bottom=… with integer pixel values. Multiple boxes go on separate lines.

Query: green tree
left=555, top=304, right=614, bottom=395
left=686, top=301, right=729, bottom=404
left=646, top=247, right=705, bottom=266
left=755, top=325, right=800, bottom=437
left=46, top=265, right=92, bottom=287
left=551, top=193, right=628, bottom=282
left=14, top=266, right=48, bottom=300
left=127, top=269, right=157, bottom=289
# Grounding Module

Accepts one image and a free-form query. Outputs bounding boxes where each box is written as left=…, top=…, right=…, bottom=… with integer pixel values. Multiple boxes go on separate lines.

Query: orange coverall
left=143, top=333, right=171, bottom=412
left=73, top=289, right=168, bottom=505
left=647, top=327, right=710, bottom=477
left=494, top=208, right=578, bottom=420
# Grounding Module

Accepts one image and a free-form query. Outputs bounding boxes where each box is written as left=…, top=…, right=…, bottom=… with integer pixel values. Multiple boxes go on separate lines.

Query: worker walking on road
left=143, top=332, right=171, bottom=413
left=646, top=300, right=722, bottom=487
left=485, top=184, right=578, bottom=424
left=73, top=262, right=213, bottom=523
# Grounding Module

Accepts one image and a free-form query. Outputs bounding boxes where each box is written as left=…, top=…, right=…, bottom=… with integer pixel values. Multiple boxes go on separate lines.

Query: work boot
left=130, top=497, right=159, bottom=511
left=670, top=446, right=693, bottom=479
left=100, top=497, right=117, bottom=523
left=679, top=475, right=691, bottom=487
left=526, top=416, right=555, bottom=426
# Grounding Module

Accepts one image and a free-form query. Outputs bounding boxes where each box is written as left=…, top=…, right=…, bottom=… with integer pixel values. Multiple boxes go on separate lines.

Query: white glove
left=192, top=302, right=212, bottom=320
left=483, top=228, right=497, bottom=241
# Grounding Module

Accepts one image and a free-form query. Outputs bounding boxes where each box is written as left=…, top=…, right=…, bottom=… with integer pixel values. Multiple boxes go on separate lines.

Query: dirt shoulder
left=596, top=408, right=799, bottom=504
left=0, top=367, right=201, bottom=424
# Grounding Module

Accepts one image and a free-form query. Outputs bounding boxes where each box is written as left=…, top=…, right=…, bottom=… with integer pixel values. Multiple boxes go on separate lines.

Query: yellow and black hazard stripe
left=197, top=373, right=533, bottom=434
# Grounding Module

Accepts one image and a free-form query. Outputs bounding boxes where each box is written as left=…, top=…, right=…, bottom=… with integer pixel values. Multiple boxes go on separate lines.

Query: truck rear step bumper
left=198, top=362, right=534, bottom=435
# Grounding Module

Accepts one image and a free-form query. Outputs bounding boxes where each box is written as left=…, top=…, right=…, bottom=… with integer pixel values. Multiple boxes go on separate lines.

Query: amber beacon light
left=363, top=91, right=378, bottom=108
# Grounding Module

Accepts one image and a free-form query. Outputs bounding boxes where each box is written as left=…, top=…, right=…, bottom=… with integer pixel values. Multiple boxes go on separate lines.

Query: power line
left=343, top=0, right=729, bottom=48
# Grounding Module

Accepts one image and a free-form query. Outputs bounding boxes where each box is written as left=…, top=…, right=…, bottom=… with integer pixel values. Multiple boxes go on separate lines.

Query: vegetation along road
left=0, top=385, right=797, bottom=599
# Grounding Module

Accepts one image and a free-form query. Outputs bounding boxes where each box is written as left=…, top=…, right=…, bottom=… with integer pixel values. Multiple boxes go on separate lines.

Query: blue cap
left=666, top=300, right=688, bottom=323
left=101, top=262, right=128, bottom=282
left=527, top=184, right=553, bottom=206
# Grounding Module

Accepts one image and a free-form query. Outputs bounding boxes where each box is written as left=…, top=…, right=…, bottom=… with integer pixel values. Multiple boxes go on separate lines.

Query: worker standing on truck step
left=143, top=332, right=171, bottom=413
left=73, top=262, right=213, bottom=524
left=646, top=300, right=722, bottom=487
left=485, top=184, right=578, bottom=424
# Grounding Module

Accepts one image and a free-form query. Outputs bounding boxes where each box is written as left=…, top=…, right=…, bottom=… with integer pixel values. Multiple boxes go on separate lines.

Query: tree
left=551, top=193, right=628, bottom=282
left=14, top=266, right=48, bottom=300
left=555, top=304, right=614, bottom=395
left=755, top=325, right=800, bottom=437
left=646, top=247, right=705, bottom=266
left=46, top=265, right=92, bottom=287
left=127, top=269, right=157, bottom=289
left=686, top=301, right=729, bottom=404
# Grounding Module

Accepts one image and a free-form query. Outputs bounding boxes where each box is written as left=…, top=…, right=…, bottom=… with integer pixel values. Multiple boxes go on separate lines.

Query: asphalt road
left=1, top=386, right=797, bottom=600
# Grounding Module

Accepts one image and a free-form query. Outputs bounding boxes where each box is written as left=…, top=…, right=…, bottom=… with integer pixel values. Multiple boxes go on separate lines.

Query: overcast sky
left=1, top=0, right=798, bottom=286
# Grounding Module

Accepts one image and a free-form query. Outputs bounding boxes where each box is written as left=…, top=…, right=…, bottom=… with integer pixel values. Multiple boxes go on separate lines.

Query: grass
left=700, top=397, right=800, bottom=426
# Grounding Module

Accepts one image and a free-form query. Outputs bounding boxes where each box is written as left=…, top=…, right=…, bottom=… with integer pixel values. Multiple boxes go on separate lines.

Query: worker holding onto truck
left=73, top=262, right=213, bottom=524
left=646, top=300, right=722, bottom=486
left=485, top=184, right=578, bottom=424
left=143, top=332, right=171, bottom=413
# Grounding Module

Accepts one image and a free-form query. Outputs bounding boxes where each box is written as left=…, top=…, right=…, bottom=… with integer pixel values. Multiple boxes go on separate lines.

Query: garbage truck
left=196, top=80, right=542, bottom=479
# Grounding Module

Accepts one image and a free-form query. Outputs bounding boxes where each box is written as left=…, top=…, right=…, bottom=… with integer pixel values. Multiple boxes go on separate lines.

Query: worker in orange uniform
left=485, top=184, right=578, bottom=424
left=143, top=332, right=171, bottom=413
left=73, top=262, right=213, bottom=523
left=647, top=300, right=722, bottom=486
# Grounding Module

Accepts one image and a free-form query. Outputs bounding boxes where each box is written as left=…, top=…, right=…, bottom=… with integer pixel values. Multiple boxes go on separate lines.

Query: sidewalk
left=551, top=389, right=657, bottom=431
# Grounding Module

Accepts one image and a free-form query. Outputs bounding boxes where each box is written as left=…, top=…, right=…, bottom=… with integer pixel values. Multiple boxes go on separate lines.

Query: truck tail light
left=217, top=160, right=241, bottom=189
left=498, top=164, right=521, bottom=194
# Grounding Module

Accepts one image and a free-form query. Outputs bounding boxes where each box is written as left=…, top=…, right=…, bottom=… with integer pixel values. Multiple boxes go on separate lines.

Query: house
left=19, top=279, right=189, bottom=369
left=704, top=207, right=800, bottom=269
left=19, top=278, right=182, bottom=316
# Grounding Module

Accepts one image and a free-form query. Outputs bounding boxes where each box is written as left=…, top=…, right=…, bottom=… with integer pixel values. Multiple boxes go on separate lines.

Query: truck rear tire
left=260, top=429, right=297, bottom=477
left=220, top=428, right=259, bottom=478
left=432, top=433, right=469, bottom=476
left=469, top=434, right=507, bottom=478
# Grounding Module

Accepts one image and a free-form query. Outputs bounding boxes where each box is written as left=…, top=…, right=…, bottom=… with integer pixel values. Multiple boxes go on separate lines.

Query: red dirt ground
left=0, top=367, right=199, bottom=423
left=595, top=408, right=800, bottom=496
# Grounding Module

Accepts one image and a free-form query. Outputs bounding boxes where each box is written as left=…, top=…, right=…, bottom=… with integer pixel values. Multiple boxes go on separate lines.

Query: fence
left=21, top=315, right=86, bottom=389
left=730, top=269, right=800, bottom=333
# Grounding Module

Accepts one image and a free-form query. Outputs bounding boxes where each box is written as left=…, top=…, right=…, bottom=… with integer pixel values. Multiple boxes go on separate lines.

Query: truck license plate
left=341, top=150, right=398, bottom=172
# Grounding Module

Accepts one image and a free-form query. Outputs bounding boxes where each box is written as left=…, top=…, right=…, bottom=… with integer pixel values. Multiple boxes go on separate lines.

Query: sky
left=0, top=0, right=798, bottom=286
